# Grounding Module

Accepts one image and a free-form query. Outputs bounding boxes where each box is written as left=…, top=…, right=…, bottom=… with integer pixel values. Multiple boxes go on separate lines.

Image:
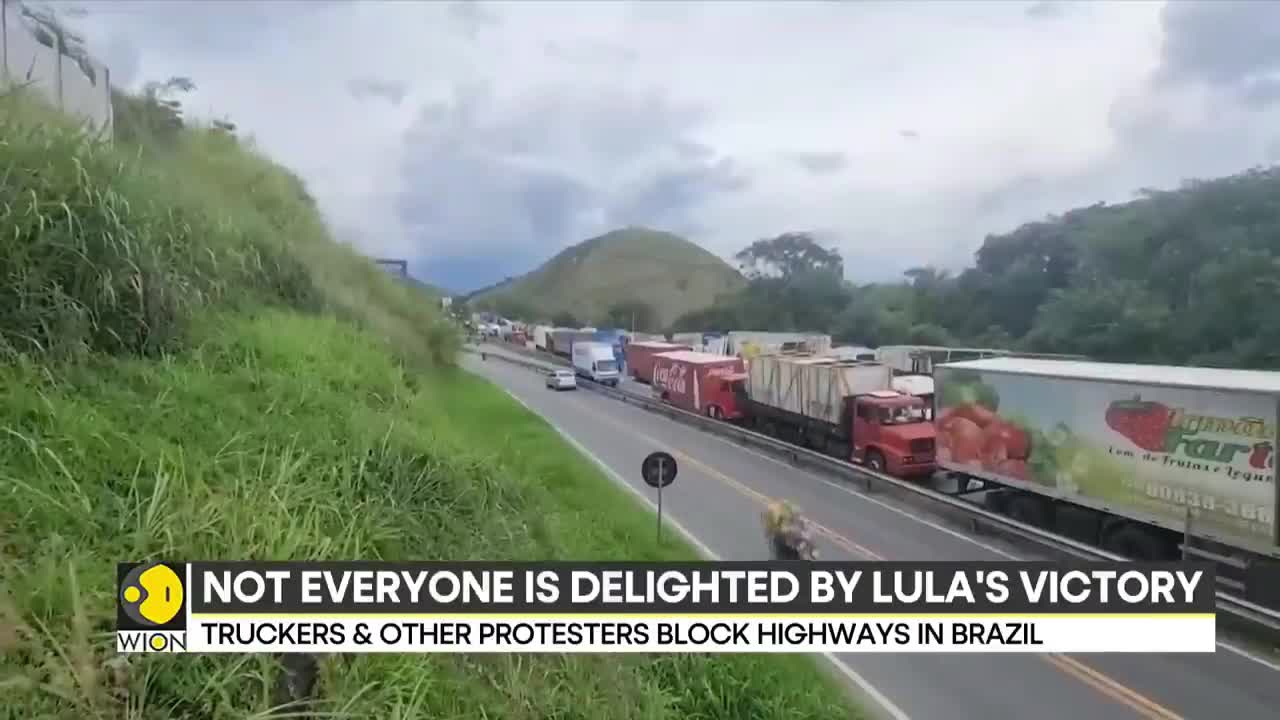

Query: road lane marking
left=489, top=380, right=914, bottom=720
left=1045, top=655, right=1181, bottom=720
left=560, top=394, right=1186, bottom=720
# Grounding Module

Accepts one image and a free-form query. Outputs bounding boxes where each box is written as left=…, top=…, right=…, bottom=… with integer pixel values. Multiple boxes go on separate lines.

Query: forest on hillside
left=672, top=167, right=1280, bottom=371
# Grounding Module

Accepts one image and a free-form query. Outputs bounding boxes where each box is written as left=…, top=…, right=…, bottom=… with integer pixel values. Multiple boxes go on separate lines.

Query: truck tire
left=1102, top=522, right=1169, bottom=561
left=866, top=450, right=886, bottom=473
left=1007, top=493, right=1051, bottom=529
left=707, top=405, right=723, bottom=420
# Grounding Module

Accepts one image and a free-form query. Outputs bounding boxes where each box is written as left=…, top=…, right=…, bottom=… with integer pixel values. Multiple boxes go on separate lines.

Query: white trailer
left=936, top=356, right=1280, bottom=606
left=533, top=325, right=551, bottom=351
left=729, top=331, right=831, bottom=359
left=571, top=342, right=620, bottom=386
left=672, top=332, right=704, bottom=349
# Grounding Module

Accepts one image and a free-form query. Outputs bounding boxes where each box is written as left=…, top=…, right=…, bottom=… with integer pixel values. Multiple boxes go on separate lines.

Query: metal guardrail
left=467, top=343, right=1280, bottom=641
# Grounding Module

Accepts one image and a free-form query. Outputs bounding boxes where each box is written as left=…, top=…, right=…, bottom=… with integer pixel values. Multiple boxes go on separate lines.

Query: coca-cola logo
left=654, top=363, right=689, bottom=394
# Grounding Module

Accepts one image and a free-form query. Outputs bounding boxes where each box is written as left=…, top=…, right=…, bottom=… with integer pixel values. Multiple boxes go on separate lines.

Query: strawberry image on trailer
left=1104, top=396, right=1173, bottom=453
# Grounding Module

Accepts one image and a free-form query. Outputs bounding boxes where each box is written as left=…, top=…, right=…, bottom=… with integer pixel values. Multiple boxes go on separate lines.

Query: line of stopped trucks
left=493, top=326, right=1280, bottom=613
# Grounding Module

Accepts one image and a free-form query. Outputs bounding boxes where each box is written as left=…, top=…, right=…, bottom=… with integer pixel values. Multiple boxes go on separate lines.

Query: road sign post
left=641, top=451, right=678, bottom=543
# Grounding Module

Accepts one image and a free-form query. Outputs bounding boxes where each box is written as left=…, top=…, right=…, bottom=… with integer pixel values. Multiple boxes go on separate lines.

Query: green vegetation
left=467, top=227, right=746, bottom=330
left=0, top=88, right=858, bottom=719
left=676, top=171, right=1280, bottom=369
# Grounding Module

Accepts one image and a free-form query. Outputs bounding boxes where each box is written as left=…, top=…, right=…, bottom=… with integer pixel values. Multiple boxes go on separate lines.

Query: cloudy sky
left=53, top=0, right=1280, bottom=292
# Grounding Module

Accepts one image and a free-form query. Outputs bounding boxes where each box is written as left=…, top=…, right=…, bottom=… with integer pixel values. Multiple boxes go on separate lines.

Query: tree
left=551, top=311, right=581, bottom=328
left=734, top=232, right=844, bottom=279
left=113, top=76, right=198, bottom=145
left=18, top=3, right=96, bottom=84
left=655, top=165, right=1280, bottom=370
left=602, top=300, right=659, bottom=332
left=491, top=294, right=539, bottom=322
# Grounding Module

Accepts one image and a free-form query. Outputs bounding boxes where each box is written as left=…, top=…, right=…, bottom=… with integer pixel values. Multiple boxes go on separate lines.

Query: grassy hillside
left=469, top=227, right=746, bottom=328
left=0, top=89, right=858, bottom=719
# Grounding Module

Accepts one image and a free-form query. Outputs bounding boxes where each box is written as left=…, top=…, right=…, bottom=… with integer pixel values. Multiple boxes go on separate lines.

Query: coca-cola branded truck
left=935, top=356, right=1280, bottom=607
left=651, top=351, right=748, bottom=420
left=625, top=341, right=692, bottom=383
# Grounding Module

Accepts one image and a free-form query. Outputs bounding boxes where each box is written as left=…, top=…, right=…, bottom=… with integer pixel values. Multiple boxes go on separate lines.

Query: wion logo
left=116, top=562, right=188, bottom=653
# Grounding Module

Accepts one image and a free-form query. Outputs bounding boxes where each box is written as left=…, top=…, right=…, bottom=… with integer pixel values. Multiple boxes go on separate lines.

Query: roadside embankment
left=0, top=91, right=861, bottom=719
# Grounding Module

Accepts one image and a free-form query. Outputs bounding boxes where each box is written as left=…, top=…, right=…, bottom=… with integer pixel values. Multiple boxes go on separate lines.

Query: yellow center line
left=562, top=393, right=1186, bottom=720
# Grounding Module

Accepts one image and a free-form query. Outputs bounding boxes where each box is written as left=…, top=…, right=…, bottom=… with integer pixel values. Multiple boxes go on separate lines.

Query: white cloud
left=53, top=0, right=1280, bottom=289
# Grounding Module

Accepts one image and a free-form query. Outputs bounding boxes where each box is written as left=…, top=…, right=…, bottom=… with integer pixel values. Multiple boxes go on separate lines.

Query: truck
left=875, top=345, right=1088, bottom=377
left=547, top=328, right=574, bottom=356
left=548, top=328, right=595, bottom=358
left=625, top=341, right=692, bottom=383
left=729, top=332, right=831, bottom=360
left=935, top=357, right=1280, bottom=606
left=532, top=325, right=551, bottom=351
left=651, top=351, right=748, bottom=420
left=744, top=354, right=937, bottom=478
left=571, top=342, right=621, bottom=386
left=828, top=346, right=877, bottom=362
left=591, top=329, right=627, bottom=373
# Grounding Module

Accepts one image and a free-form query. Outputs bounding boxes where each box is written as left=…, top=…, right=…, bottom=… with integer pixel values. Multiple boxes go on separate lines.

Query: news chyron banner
left=117, top=561, right=1217, bottom=654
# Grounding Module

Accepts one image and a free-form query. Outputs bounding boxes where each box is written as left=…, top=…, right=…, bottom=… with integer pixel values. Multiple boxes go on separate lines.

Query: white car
left=546, top=369, right=577, bottom=391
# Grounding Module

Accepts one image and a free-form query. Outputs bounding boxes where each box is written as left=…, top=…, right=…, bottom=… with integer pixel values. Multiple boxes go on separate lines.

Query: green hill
left=468, top=227, right=746, bottom=328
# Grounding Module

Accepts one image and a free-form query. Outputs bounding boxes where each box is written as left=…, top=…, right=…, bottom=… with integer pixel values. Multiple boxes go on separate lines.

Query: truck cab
left=709, top=370, right=749, bottom=420
left=650, top=352, right=747, bottom=419
left=847, top=391, right=937, bottom=478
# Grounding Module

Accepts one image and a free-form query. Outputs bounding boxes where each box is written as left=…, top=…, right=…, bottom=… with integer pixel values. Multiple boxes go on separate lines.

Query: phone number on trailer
left=1126, top=479, right=1273, bottom=527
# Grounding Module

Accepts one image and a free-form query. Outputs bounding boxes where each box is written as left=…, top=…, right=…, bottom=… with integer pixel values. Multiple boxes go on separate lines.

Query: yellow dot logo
left=150, top=634, right=168, bottom=650
left=120, top=563, right=184, bottom=627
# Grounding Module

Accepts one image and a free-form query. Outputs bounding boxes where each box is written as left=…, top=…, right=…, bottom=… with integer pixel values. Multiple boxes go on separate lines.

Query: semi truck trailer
left=714, top=332, right=832, bottom=360
left=744, top=354, right=937, bottom=478
left=936, top=356, right=1280, bottom=606
left=626, top=341, right=692, bottom=383
left=651, top=351, right=748, bottom=420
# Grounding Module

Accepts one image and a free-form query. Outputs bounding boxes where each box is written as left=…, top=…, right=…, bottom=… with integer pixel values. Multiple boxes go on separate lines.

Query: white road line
left=480, top=357, right=1280, bottom=674
left=487, top=377, right=914, bottom=720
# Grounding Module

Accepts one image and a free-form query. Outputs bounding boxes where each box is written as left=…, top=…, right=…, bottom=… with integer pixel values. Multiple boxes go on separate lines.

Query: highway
left=464, top=347, right=1280, bottom=720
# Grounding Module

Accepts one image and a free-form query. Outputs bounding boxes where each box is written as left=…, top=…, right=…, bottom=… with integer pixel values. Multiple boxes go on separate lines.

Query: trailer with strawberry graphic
left=935, top=356, right=1280, bottom=608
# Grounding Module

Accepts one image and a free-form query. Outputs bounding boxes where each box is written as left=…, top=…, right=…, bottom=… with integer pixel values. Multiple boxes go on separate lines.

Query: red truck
left=745, top=354, right=937, bottom=478
left=651, top=351, right=748, bottom=420
left=625, top=341, right=692, bottom=383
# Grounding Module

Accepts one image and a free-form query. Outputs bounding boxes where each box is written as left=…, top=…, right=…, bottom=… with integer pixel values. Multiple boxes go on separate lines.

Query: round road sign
left=641, top=451, right=678, bottom=489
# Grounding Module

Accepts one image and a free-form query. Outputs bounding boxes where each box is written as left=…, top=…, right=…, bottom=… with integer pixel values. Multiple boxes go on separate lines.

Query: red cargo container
left=625, top=341, right=691, bottom=383
left=651, top=351, right=747, bottom=420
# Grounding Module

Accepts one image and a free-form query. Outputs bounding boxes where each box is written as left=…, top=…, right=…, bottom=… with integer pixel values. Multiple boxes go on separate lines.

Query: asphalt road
left=465, top=348, right=1280, bottom=720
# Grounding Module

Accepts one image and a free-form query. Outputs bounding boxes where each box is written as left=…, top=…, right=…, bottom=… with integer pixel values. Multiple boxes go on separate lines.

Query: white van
left=572, top=342, right=620, bottom=386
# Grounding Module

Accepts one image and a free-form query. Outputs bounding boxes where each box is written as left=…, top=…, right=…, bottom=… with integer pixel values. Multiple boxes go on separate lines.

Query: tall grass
left=0, top=89, right=456, bottom=366
left=0, top=90, right=860, bottom=719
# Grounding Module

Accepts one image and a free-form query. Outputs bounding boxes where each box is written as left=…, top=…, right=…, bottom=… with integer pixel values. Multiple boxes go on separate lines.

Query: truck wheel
left=708, top=406, right=723, bottom=420
left=1102, top=523, right=1169, bottom=561
left=866, top=450, right=885, bottom=473
left=1007, top=493, right=1050, bottom=529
